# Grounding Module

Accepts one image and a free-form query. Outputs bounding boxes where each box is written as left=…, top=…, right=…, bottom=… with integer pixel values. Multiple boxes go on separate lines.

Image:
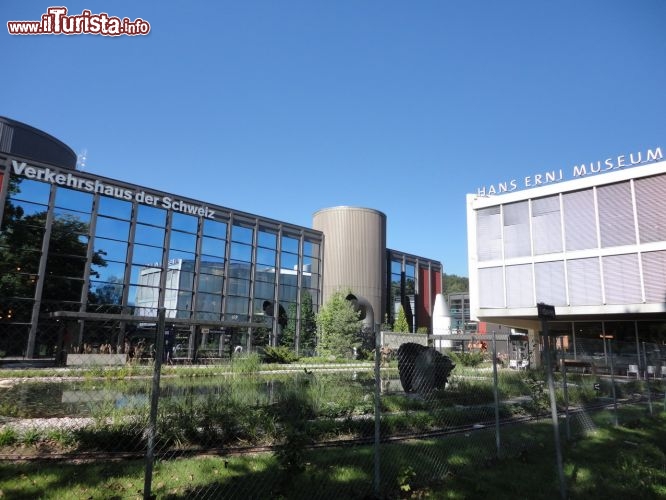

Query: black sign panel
left=537, top=302, right=556, bottom=319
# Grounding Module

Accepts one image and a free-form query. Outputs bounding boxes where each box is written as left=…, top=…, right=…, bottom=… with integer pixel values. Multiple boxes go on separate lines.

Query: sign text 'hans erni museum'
left=467, top=141, right=666, bottom=367
left=0, top=116, right=443, bottom=361
left=476, top=147, right=663, bottom=196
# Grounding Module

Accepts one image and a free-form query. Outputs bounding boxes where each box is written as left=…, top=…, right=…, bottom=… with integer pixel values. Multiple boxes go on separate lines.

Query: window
left=532, top=195, right=562, bottom=255
left=563, top=190, right=597, bottom=251
left=477, top=206, right=502, bottom=261
left=503, top=201, right=531, bottom=258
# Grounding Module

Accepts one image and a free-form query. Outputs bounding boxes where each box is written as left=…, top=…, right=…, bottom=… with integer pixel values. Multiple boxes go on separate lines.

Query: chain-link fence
left=0, top=322, right=663, bottom=499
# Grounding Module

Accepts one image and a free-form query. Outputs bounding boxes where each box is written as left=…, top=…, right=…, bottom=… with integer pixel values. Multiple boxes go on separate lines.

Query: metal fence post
left=144, top=307, right=166, bottom=500
left=642, top=341, right=653, bottom=415
left=561, top=349, right=570, bottom=441
left=374, top=328, right=381, bottom=497
left=608, top=338, right=618, bottom=427
left=492, top=331, right=501, bottom=458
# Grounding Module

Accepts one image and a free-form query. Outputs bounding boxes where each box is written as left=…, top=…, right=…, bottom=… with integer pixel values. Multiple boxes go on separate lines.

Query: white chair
left=647, top=366, right=657, bottom=379
left=627, top=364, right=639, bottom=378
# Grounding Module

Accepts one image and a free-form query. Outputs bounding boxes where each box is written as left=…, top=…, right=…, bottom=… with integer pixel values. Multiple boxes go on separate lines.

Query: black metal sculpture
left=397, top=342, right=455, bottom=395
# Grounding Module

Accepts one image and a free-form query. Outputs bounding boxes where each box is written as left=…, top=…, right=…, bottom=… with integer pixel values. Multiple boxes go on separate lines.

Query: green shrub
left=0, top=427, right=18, bottom=446
left=21, top=428, right=41, bottom=446
left=448, top=350, right=485, bottom=368
left=262, top=346, right=299, bottom=364
left=231, top=353, right=262, bottom=373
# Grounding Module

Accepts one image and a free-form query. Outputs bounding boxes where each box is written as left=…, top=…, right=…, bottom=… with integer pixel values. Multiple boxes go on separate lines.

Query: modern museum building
left=466, top=147, right=666, bottom=367
left=0, top=117, right=443, bottom=361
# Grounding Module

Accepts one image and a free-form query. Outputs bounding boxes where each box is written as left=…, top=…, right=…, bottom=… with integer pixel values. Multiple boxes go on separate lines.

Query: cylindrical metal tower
left=313, top=206, right=387, bottom=328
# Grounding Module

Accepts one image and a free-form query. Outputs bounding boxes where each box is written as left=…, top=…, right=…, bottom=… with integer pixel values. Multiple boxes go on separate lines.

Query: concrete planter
left=66, top=353, right=128, bottom=366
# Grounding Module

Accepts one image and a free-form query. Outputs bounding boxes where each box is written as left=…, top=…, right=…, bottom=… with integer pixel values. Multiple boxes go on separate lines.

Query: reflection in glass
left=195, top=292, right=222, bottom=320
left=133, top=285, right=160, bottom=315
left=54, top=209, right=91, bottom=228
left=98, top=196, right=132, bottom=219
left=256, top=247, right=276, bottom=266
left=228, top=277, right=250, bottom=296
left=225, top=296, right=249, bottom=315
left=200, top=260, right=225, bottom=274
left=281, top=274, right=298, bottom=287
left=95, top=216, right=130, bottom=240
left=89, top=280, right=124, bottom=305
left=130, top=264, right=161, bottom=286
left=255, top=269, right=276, bottom=284
left=279, top=284, right=299, bottom=303
left=281, top=236, right=299, bottom=253
left=131, top=245, right=163, bottom=267
left=169, top=230, right=196, bottom=252
left=91, top=260, right=126, bottom=282
left=43, top=276, right=84, bottom=302
left=54, top=187, right=93, bottom=212
left=203, top=219, right=227, bottom=239
left=198, top=273, right=224, bottom=293
left=280, top=252, right=298, bottom=271
left=137, top=204, right=166, bottom=226
left=303, top=240, right=319, bottom=257
left=172, top=212, right=198, bottom=233
left=201, top=236, right=226, bottom=258
left=134, top=224, right=165, bottom=246
left=93, top=237, right=128, bottom=263
left=168, top=250, right=195, bottom=264
left=0, top=273, right=38, bottom=299
left=232, top=224, right=253, bottom=244
left=254, top=280, right=274, bottom=300
left=4, top=199, right=48, bottom=222
left=258, top=231, right=277, bottom=248
left=10, top=178, right=51, bottom=205
left=230, top=242, right=252, bottom=262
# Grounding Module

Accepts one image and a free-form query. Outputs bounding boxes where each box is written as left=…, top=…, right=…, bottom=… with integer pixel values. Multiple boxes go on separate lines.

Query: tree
left=443, top=274, right=469, bottom=295
left=281, top=302, right=298, bottom=348
left=299, top=291, right=317, bottom=354
left=316, top=290, right=362, bottom=358
left=394, top=305, right=410, bottom=333
left=1, top=178, right=108, bottom=355
left=280, top=291, right=317, bottom=355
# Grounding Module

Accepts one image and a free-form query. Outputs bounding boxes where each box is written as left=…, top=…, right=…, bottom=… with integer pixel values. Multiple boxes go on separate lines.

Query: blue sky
left=4, top=1, right=665, bottom=277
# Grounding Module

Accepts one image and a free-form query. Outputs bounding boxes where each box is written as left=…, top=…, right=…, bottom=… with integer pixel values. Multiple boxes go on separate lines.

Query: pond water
left=0, top=371, right=392, bottom=419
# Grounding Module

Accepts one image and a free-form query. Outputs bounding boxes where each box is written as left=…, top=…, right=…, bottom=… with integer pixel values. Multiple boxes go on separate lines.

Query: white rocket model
left=432, top=293, right=453, bottom=347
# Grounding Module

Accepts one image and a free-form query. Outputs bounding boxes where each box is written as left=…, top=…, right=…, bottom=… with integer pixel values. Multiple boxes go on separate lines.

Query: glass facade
left=0, top=157, right=323, bottom=359
left=387, top=251, right=442, bottom=332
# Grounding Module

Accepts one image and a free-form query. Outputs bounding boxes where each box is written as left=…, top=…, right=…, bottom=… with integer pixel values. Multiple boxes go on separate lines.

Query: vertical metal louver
left=478, top=267, right=504, bottom=308
left=503, top=201, right=531, bottom=258
left=0, top=122, right=14, bottom=152
left=597, top=182, right=635, bottom=248
left=476, top=206, right=502, bottom=261
left=567, top=257, right=602, bottom=306
left=563, top=190, right=597, bottom=251
left=535, top=261, right=566, bottom=305
left=532, top=195, right=562, bottom=255
left=506, top=264, right=533, bottom=307
left=635, top=174, right=666, bottom=243
left=642, top=250, right=666, bottom=303
left=603, top=254, right=642, bottom=304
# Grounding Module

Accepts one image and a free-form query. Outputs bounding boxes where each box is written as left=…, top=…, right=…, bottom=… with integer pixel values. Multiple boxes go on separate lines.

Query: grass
left=1, top=407, right=665, bottom=499
left=2, top=361, right=665, bottom=498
